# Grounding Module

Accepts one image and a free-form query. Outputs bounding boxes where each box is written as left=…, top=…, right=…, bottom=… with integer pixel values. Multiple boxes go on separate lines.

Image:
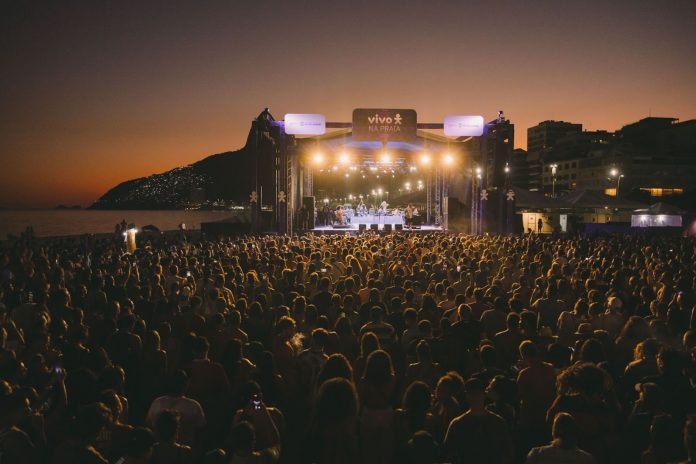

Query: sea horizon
left=0, top=209, right=238, bottom=238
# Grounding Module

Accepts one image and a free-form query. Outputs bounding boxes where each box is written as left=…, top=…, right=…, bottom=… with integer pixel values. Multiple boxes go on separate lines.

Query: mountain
left=91, top=112, right=273, bottom=210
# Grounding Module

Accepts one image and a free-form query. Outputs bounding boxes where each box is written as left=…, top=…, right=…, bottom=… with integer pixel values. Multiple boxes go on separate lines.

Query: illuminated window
left=605, top=188, right=617, bottom=197
left=639, top=188, right=685, bottom=197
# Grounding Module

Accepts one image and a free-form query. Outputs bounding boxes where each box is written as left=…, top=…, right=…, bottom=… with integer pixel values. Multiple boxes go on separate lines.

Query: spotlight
left=443, top=153, right=454, bottom=166
left=338, top=152, right=350, bottom=165
left=409, top=166, right=417, bottom=172
left=312, top=152, right=324, bottom=165
left=379, top=152, right=392, bottom=164
left=369, top=166, right=378, bottom=172
left=419, top=153, right=431, bottom=166
left=345, top=173, right=350, bottom=178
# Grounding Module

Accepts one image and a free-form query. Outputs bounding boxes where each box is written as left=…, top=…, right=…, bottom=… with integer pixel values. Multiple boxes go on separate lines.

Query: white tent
left=631, top=202, right=684, bottom=228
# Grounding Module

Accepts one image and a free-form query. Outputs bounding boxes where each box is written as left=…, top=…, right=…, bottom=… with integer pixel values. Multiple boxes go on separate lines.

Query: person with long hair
left=353, top=332, right=380, bottom=382
left=394, top=381, right=434, bottom=461
left=307, top=377, right=359, bottom=464
left=358, top=349, right=396, bottom=464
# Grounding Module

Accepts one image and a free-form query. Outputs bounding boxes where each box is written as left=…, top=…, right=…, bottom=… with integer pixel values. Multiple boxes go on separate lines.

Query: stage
left=312, top=223, right=442, bottom=233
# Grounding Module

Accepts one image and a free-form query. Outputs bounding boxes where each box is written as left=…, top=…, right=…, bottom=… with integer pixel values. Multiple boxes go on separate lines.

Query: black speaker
left=370, top=224, right=379, bottom=231
left=302, top=196, right=315, bottom=229
left=358, top=224, right=367, bottom=233
left=395, top=224, right=403, bottom=231
left=384, top=224, right=392, bottom=232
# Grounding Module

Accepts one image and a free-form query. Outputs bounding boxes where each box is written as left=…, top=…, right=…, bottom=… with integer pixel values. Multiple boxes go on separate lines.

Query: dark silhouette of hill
left=91, top=125, right=259, bottom=209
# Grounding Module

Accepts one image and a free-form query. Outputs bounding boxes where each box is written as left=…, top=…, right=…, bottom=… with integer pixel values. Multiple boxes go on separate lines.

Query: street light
left=550, top=164, right=558, bottom=198
left=609, top=168, right=624, bottom=196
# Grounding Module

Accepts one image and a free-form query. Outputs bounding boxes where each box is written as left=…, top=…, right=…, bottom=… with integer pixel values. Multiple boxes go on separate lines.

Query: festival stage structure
left=245, top=108, right=517, bottom=235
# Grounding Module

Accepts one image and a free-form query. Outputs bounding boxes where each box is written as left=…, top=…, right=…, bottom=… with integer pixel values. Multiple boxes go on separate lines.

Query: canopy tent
left=632, top=202, right=684, bottom=227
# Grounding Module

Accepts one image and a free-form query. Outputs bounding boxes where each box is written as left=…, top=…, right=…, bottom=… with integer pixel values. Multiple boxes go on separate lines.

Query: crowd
left=1, top=230, right=696, bottom=463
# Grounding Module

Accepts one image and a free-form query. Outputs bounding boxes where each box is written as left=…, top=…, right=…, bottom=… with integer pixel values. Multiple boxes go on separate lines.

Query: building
left=539, top=117, right=696, bottom=199
left=526, top=120, right=583, bottom=191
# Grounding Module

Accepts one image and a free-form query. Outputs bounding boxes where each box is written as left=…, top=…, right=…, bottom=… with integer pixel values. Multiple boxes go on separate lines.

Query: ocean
left=0, top=210, right=237, bottom=238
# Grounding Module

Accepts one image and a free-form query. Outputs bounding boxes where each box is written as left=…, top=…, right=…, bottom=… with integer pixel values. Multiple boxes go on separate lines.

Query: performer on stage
left=335, top=206, right=347, bottom=226
left=405, top=204, right=414, bottom=229
left=379, top=200, right=389, bottom=214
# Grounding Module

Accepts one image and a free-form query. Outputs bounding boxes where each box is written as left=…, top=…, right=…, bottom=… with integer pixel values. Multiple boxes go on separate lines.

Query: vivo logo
left=367, top=113, right=403, bottom=125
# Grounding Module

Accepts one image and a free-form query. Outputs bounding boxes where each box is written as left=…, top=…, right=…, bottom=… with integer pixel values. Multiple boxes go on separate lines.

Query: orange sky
left=1, top=1, right=695, bottom=208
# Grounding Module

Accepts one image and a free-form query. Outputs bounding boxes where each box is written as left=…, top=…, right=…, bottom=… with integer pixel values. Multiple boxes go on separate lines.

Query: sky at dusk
left=1, top=0, right=695, bottom=208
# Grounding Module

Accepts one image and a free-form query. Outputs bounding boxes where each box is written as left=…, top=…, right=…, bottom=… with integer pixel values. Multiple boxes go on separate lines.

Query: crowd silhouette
left=1, top=231, right=695, bottom=463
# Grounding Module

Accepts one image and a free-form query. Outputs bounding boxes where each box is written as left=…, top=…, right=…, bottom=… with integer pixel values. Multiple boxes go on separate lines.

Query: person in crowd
left=526, top=412, right=596, bottom=463
left=151, top=410, right=193, bottom=464
left=444, top=377, right=513, bottom=463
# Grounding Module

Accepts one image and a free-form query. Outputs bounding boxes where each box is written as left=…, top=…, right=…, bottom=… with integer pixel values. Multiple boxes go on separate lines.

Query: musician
left=357, top=199, right=366, bottom=216
left=335, top=206, right=347, bottom=225
left=379, top=200, right=389, bottom=214
left=405, top=204, right=414, bottom=228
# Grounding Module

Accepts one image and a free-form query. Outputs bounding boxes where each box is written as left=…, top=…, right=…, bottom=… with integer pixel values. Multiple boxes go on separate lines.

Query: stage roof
left=297, top=128, right=461, bottom=154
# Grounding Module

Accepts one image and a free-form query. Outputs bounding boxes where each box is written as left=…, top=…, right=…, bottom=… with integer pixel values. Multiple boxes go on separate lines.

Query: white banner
left=284, top=113, right=326, bottom=135
left=443, top=115, right=485, bottom=137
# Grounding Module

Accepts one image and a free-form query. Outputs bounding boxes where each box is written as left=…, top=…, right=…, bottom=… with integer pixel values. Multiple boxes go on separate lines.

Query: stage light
left=359, top=194, right=363, bottom=199
left=369, top=166, right=378, bottom=172
left=419, top=153, right=431, bottom=166
left=380, top=152, right=392, bottom=164
left=362, top=175, right=366, bottom=179
left=348, top=194, right=354, bottom=200
left=312, top=152, right=324, bottom=165
left=332, top=165, right=338, bottom=172
left=377, top=188, right=383, bottom=195
left=338, top=152, right=350, bottom=165
left=323, top=198, right=329, bottom=203
left=443, top=153, right=454, bottom=166
left=371, top=189, right=376, bottom=195
left=409, top=166, right=417, bottom=172
left=345, top=173, right=350, bottom=178
left=349, top=166, right=357, bottom=171
left=405, top=181, right=412, bottom=190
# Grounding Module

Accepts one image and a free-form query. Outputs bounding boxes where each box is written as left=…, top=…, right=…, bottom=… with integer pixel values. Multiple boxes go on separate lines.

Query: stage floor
left=312, top=224, right=443, bottom=232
